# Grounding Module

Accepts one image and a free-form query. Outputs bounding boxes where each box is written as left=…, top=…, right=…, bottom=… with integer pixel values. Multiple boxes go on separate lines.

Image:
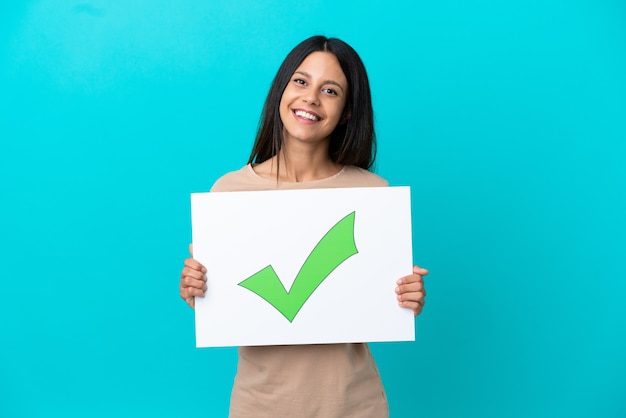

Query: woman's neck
left=253, top=143, right=342, bottom=182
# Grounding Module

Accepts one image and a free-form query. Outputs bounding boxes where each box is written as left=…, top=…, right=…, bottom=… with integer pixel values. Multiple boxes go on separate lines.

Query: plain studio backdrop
left=1, top=1, right=624, bottom=417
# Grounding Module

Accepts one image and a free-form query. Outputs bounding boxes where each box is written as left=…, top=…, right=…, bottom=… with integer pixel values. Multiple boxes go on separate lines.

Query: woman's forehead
left=294, top=52, right=348, bottom=87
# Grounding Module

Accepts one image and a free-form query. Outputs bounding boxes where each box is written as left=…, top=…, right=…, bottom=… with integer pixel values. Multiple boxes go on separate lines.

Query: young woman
left=179, top=35, right=428, bottom=417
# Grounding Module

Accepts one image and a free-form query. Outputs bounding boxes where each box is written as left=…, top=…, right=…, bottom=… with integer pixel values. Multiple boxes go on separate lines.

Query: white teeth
left=294, top=110, right=319, bottom=121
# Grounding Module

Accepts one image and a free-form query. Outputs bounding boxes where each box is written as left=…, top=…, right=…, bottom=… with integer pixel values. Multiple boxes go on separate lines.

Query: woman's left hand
left=396, top=265, right=428, bottom=316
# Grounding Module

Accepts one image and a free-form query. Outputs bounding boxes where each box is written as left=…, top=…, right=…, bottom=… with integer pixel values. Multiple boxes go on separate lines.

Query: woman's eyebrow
left=294, top=71, right=345, bottom=93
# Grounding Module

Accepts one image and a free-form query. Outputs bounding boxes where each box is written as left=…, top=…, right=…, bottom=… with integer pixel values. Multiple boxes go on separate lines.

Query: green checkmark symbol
left=238, top=211, right=358, bottom=322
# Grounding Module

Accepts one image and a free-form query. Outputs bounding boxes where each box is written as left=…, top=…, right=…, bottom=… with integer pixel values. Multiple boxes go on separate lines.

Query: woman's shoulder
left=209, top=164, right=388, bottom=192
left=210, top=164, right=271, bottom=192
left=338, top=166, right=389, bottom=187
left=210, top=165, right=255, bottom=192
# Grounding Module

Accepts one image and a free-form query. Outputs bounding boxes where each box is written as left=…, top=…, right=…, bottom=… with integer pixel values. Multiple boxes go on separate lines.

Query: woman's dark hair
left=248, top=35, right=376, bottom=170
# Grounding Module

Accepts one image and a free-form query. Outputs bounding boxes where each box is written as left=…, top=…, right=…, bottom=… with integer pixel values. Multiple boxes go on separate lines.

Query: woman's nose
left=302, top=89, right=320, bottom=105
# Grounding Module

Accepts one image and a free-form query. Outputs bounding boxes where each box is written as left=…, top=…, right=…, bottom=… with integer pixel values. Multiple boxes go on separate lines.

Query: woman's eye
left=294, top=78, right=305, bottom=85
left=323, top=88, right=337, bottom=95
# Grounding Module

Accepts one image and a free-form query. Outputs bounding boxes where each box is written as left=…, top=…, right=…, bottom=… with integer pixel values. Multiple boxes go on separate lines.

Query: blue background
left=1, top=1, right=625, bottom=417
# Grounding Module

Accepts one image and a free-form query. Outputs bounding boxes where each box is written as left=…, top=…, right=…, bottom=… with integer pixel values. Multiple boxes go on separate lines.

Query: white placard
left=191, top=186, right=414, bottom=347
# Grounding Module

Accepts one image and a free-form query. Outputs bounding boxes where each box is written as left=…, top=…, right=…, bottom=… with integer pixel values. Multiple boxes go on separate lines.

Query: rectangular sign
left=191, top=186, right=414, bottom=347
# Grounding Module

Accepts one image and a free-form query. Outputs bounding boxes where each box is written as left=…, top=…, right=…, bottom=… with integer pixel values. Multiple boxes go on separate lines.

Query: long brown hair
left=248, top=36, right=376, bottom=171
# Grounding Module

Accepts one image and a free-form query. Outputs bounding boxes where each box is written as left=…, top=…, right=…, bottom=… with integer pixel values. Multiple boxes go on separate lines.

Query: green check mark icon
left=238, top=211, right=358, bottom=322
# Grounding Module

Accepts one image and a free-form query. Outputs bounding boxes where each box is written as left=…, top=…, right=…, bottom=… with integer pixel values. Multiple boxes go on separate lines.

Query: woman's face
left=279, top=52, right=348, bottom=148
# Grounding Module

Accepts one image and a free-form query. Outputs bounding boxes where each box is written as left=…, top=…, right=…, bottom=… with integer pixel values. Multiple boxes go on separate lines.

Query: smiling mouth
left=293, top=109, right=321, bottom=121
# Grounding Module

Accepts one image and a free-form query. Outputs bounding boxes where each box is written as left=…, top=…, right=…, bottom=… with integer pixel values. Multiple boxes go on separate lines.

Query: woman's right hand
left=180, top=244, right=207, bottom=309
